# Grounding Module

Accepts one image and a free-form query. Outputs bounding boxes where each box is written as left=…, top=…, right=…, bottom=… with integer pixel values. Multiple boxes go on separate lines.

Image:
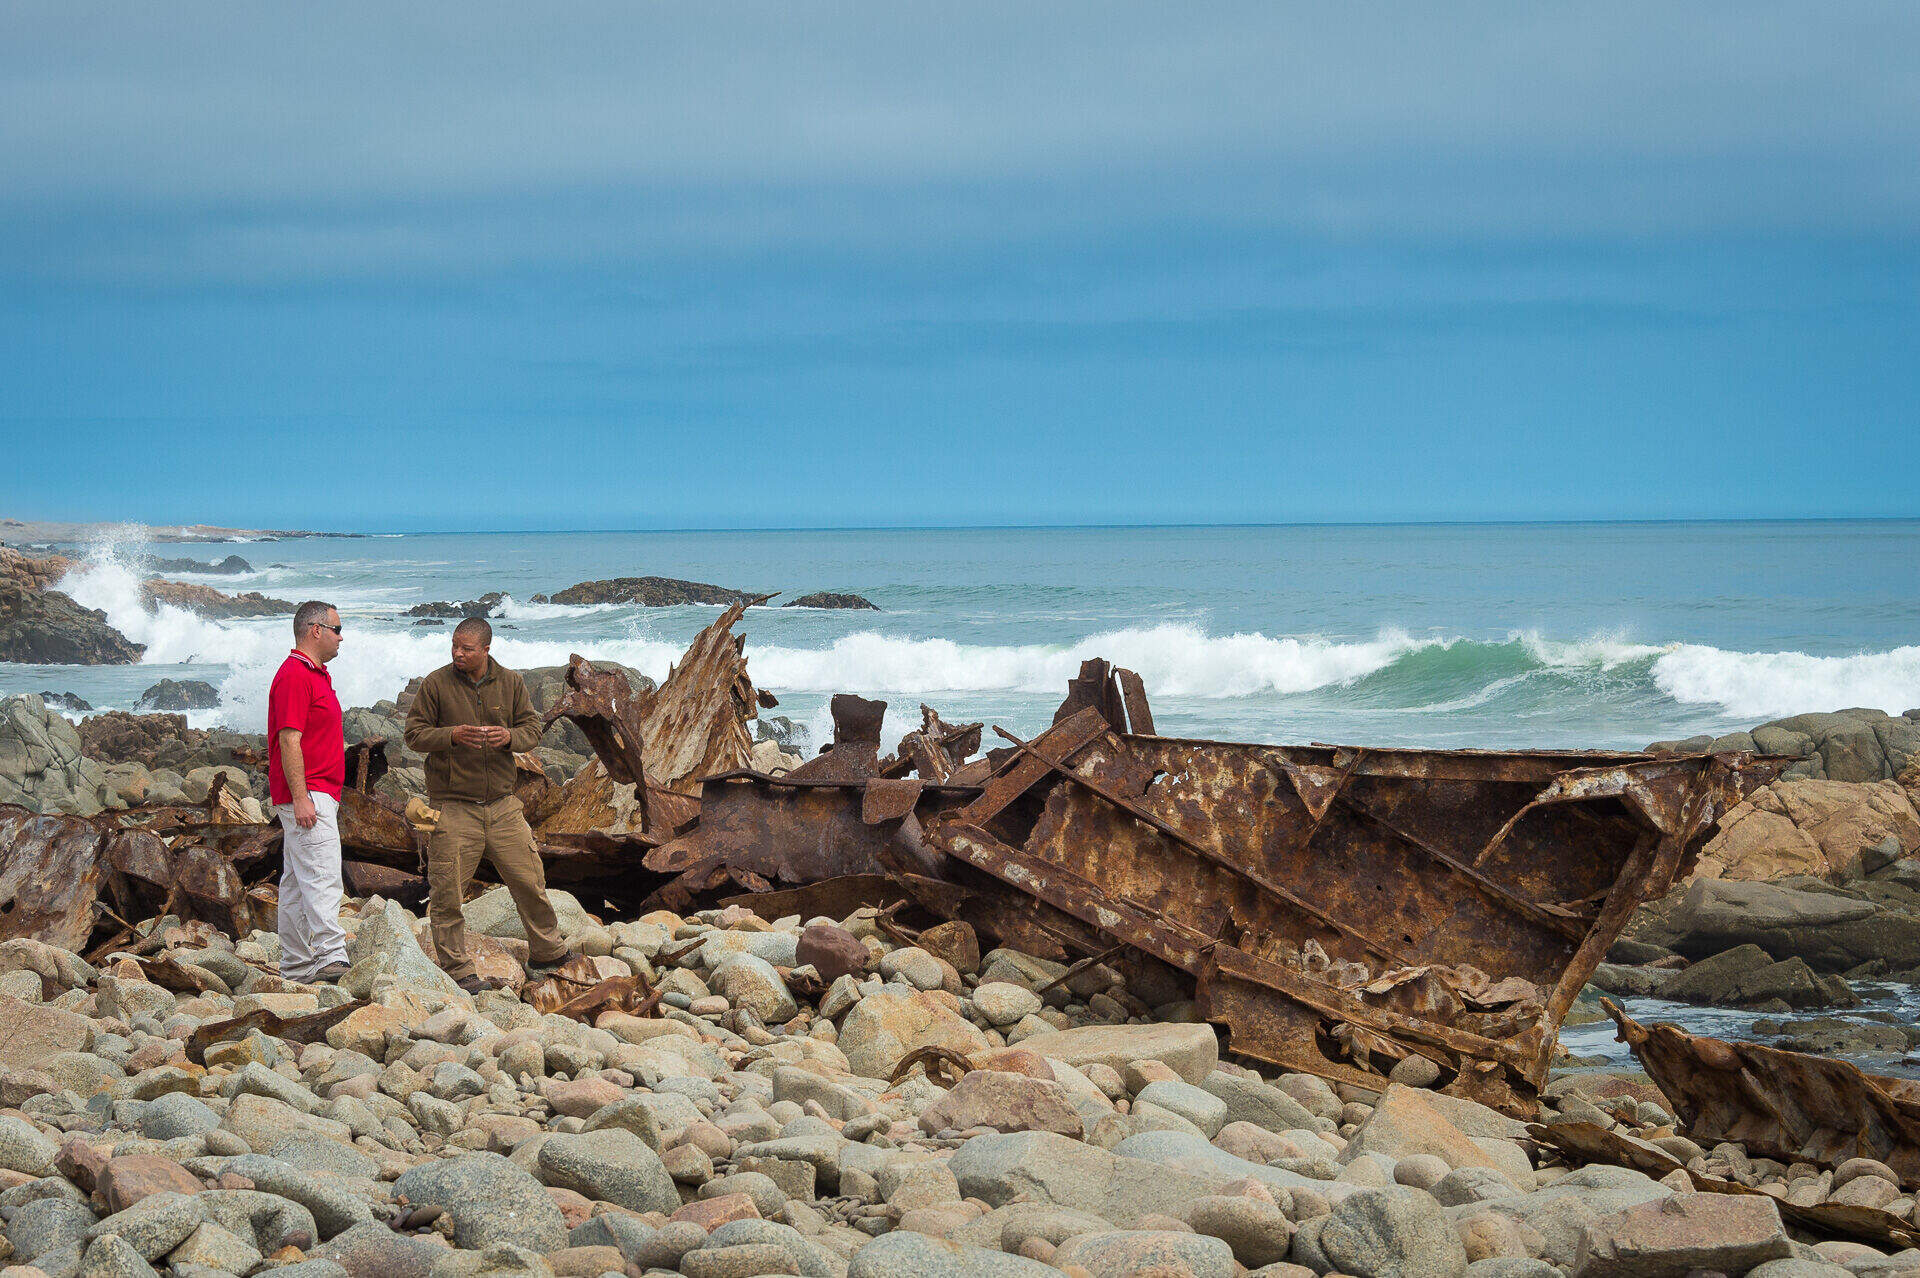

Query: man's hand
left=482, top=725, right=512, bottom=748
left=451, top=723, right=491, bottom=747
left=292, top=794, right=319, bottom=829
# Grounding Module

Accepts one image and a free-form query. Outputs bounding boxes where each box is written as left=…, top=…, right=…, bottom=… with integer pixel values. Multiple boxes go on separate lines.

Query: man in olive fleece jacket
left=404, top=617, right=573, bottom=990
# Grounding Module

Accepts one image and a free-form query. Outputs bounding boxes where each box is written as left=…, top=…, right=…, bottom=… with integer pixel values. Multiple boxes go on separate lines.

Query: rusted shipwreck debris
left=0, top=609, right=1780, bottom=1114
left=878, top=679, right=1777, bottom=1116
left=1604, top=999, right=1920, bottom=1187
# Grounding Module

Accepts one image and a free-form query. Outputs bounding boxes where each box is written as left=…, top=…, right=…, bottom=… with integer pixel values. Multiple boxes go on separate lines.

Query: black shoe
left=525, top=949, right=581, bottom=976
left=455, top=973, right=505, bottom=994
left=313, top=962, right=351, bottom=984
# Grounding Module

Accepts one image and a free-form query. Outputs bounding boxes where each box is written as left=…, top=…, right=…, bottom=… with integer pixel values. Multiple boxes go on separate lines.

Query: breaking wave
left=1651, top=643, right=1920, bottom=720
left=42, top=535, right=1920, bottom=734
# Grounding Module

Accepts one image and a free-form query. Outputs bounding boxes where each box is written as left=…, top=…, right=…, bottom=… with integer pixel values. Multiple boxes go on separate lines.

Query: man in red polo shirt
left=268, top=600, right=351, bottom=983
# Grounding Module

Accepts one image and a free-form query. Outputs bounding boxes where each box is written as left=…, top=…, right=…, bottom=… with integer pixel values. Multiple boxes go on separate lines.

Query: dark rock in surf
left=405, top=592, right=505, bottom=619
left=148, top=554, right=252, bottom=575
left=0, top=581, right=145, bottom=664
left=545, top=577, right=775, bottom=608
left=137, top=679, right=222, bottom=712
left=783, top=591, right=880, bottom=610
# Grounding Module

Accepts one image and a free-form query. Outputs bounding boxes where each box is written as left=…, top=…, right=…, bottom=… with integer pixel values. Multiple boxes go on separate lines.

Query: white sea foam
left=1653, top=643, right=1920, bottom=719
left=492, top=595, right=622, bottom=621
left=1515, top=630, right=1668, bottom=669
left=745, top=624, right=1440, bottom=699
left=46, top=534, right=1920, bottom=734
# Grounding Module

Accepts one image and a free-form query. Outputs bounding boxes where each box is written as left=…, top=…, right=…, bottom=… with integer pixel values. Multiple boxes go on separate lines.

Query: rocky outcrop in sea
left=540, top=578, right=777, bottom=608
left=783, top=593, right=880, bottom=611
left=140, top=580, right=294, bottom=619
left=0, top=579, right=145, bottom=665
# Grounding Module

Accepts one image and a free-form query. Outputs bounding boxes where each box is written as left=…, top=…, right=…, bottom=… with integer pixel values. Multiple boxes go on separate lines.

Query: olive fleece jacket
left=403, top=658, right=542, bottom=803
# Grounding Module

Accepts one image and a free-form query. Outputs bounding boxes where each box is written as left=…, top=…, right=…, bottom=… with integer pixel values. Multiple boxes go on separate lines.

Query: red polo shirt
left=267, top=649, right=345, bottom=805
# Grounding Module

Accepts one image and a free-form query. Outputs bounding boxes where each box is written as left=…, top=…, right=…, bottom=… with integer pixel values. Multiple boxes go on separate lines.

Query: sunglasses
left=314, top=623, right=343, bottom=635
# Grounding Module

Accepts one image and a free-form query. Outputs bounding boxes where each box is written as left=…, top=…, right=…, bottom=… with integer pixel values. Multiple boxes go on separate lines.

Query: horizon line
left=311, top=514, right=1920, bottom=536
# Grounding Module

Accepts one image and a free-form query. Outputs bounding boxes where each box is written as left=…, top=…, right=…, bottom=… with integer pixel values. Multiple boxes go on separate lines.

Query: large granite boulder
left=1652, top=876, right=1920, bottom=972
left=1653, top=708, right=1920, bottom=784
left=1698, top=778, right=1920, bottom=881
left=0, top=694, right=112, bottom=814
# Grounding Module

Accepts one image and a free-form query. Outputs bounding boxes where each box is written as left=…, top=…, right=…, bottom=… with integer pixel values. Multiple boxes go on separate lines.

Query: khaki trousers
left=426, top=795, right=567, bottom=980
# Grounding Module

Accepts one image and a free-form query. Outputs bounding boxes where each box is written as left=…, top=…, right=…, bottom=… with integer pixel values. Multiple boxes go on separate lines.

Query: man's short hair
left=293, top=600, right=335, bottom=640
left=453, top=616, right=492, bottom=645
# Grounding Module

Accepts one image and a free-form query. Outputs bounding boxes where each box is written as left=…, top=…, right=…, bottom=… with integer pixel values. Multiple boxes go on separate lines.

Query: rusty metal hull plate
left=1605, top=999, right=1920, bottom=1187
left=924, top=711, right=1776, bottom=1115
left=648, top=773, right=974, bottom=908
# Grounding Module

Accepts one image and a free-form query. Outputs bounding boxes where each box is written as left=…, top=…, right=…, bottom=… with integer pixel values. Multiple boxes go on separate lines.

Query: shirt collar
left=289, top=648, right=328, bottom=674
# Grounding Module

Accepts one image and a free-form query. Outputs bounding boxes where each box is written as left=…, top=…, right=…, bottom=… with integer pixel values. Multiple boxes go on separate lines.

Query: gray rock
left=169, top=1221, right=263, bottom=1274
left=1667, top=877, right=1920, bottom=972
left=1183, top=1195, right=1294, bottom=1268
left=465, top=886, right=594, bottom=943
left=265, top=1135, right=383, bottom=1182
left=0, top=694, right=116, bottom=814
left=190, top=1189, right=320, bottom=1256
left=535, top=1128, right=679, bottom=1215
left=1053, top=1230, right=1236, bottom=1278
left=393, top=1152, right=568, bottom=1253
left=1568, top=1190, right=1791, bottom=1277
left=1320, top=1186, right=1468, bottom=1278
left=681, top=1242, right=802, bottom=1278
left=1198, top=1071, right=1320, bottom=1134
left=345, top=899, right=462, bottom=997
left=697, top=1219, right=842, bottom=1278
left=842, top=1230, right=1059, bottom=1276
left=1433, top=1166, right=1526, bottom=1207
left=1133, top=1080, right=1228, bottom=1137
left=711, top=953, right=799, bottom=1023
left=1111, top=1129, right=1359, bottom=1201
left=84, top=1191, right=204, bottom=1262
left=223, top=1059, right=320, bottom=1113
left=1011, top=1023, right=1219, bottom=1084
left=1744, top=1261, right=1858, bottom=1278
left=0, top=1113, right=62, bottom=1175
left=263, top=1263, right=352, bottom=1278
left=565, top=1212, right=657, bottom=1262
left=951, top=1130, right=1228, bottom=1227
left=1464, top=1262, right=1563, bottom=1278
left=78, top=1232, right=160, bottom=1278
left=224, top=1154, right=375, bottom=1239
left=311, top=1221, right=446, bottom=1278
left=137, top=1092, right=219, bottom=1141
left=9, top=1195, right=99, bottom=1260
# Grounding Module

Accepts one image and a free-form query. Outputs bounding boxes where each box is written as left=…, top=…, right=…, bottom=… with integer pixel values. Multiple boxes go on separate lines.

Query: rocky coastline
left=0, top=692, right=1917, bottom=1272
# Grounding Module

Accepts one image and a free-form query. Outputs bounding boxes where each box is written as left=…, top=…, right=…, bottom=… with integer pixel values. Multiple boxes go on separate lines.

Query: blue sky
left=1, top=3, right=1915, bottom=531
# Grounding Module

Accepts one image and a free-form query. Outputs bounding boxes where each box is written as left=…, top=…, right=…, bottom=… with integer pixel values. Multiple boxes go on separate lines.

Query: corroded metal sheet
left=0, top=806, right=109, bottom=951
left=1605, top=999, right=1920, bottom=1187
left=919, top=710, right=1778, bottom=1116
left=646, top=772, right=974, bottom=911
left=535, top=609, right=760, bottom=846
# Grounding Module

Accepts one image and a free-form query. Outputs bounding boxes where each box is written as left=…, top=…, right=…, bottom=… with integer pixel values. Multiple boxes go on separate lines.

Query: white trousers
left=274, top=791, right=350, bottom=981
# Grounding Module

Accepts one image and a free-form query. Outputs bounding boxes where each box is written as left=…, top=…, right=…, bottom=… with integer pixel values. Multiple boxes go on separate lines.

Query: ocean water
left=4, top=521, right=1917, bottom=754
